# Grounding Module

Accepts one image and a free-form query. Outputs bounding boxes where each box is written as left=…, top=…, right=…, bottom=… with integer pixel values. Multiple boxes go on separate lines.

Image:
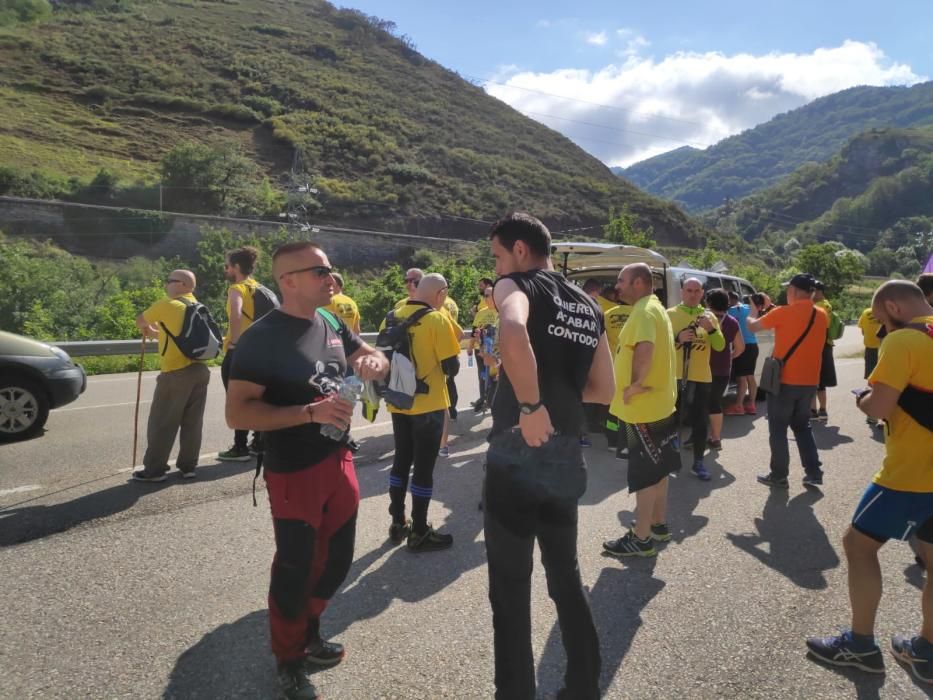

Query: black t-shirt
left=491, top=269, right=604, bottom=438
left=230, top=309, right=363, bottom=472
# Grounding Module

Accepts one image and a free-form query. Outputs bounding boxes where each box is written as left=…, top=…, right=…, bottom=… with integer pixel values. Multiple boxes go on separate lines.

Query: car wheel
left=0, top=377, right=50, bottom=442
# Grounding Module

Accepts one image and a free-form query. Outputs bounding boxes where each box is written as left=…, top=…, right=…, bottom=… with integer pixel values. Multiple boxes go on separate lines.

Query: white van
left=551, top=242, right=774, bottom=374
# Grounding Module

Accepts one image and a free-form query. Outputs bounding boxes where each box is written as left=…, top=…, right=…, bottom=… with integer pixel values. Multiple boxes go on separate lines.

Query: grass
left=78, top=354, right=222, bottom=376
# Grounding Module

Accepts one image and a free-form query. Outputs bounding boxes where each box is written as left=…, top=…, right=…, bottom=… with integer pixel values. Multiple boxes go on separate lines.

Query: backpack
left=827, top=309, right=845, bottom=341
left=243, top=283, right=279, bottom=322
left=160, top=299, right=223, bottom=360
left=374, top=306, right=434, bottom=410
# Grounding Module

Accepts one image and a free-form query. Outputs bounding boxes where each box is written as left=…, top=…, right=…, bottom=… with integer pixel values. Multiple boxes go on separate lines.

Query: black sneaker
left=602, top=530, right=656, bottom=558
left=388, top=519, right=411, bottom=544
left=407, top=525, right=453, bottom=552
left=276, top=661, right=319, bottom=700
left=816, top=408, right=829, bottom=422
left=892, top=634, right=933, bottom=684
left=806, top=630, right=884, bottom=673
left=803, top=473, right=823, bottom=487
left=757, top=473, right=789, bottom=489
left=305, top=638, right=345, bottom=668
left=131, top=470, right=166, bottom=483
left=218, top=445, right=251, bottom=462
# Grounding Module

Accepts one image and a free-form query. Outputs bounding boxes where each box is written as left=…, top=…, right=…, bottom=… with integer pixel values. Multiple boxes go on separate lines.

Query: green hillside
left=704, top=127, right=933, bottom=276
left=0, top=0, right=704, bottom=245
left=619, top=82, right=933, bottom=212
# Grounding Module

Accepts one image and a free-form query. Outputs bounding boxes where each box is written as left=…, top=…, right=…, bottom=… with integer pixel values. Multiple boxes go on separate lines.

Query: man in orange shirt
left=748, top=273, right=828, bottom=488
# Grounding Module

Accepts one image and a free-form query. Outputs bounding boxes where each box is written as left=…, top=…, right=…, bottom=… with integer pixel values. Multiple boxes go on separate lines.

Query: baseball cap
left=781, top=272, right=817, bottom=291
left=813, top=280, right=826, bottom=291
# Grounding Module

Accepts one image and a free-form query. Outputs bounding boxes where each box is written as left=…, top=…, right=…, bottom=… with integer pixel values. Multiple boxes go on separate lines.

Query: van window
left=704, top=276, right=723, bottom=291
left=740, top=282, right=755, bottom=298
left=721, top=278, right=740, bottom=294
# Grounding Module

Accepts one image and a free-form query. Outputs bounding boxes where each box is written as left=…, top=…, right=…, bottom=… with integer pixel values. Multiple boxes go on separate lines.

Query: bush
left=0, top=0, right=51, bottom=26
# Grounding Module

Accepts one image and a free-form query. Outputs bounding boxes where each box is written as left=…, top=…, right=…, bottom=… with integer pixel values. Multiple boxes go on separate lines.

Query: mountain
left=619, top=82, right=933, bottom=212
left=705, top=127, right=933, bottom=254
left=0, top=0, right=704, bottom=245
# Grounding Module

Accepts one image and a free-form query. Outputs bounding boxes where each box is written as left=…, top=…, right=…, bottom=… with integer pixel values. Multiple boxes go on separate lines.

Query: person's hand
left=353, top=353, right=388, bottom=381
left=696, top=315, right=714, bottom=332
left=677, top=327, right=696, bottom=344
left=141, top=324, right=159, bottom=339
left=309, top=393, right=354, bottom=431
left=518, top=405, right=554, bottom=447
left=623, top=383, right=651, bottom=404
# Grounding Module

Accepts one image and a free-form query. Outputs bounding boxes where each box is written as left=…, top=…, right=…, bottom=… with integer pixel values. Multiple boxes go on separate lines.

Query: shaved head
left=414, top=273, right=449, bottom=309
left=872, top=279, right=932, bottom=330
left=171, top=269, right=195, bottom=294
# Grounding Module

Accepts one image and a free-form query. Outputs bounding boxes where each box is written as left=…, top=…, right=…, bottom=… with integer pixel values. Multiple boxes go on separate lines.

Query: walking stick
left=132, top=335, right=146, bottom=468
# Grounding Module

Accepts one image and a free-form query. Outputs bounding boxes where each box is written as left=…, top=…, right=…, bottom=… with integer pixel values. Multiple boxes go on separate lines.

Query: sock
left=388, top=475, right=407, bottom=524
left=410, top=485, right=432, bottom=534
left=849, top=631, right=876, bottom=649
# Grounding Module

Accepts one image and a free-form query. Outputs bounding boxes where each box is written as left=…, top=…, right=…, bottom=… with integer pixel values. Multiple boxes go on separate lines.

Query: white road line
left=54, top=400, right=151, bottom=413
left=0, top=485, right=43, bottom=497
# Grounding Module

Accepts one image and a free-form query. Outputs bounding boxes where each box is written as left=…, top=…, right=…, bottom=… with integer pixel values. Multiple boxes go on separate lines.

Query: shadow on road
left=813, top=425, right=855, bottom=449
left=727, top=488, right=840, bottom=589
left=536, top=559, right=666, bottom=696
left=0, top=459, right=254, bottom=547
left=805, top=653, right=888, bottom=700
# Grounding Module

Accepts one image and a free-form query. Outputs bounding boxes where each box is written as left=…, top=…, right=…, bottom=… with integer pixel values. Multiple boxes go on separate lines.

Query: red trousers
left=264, top=448, right=360, bottom=663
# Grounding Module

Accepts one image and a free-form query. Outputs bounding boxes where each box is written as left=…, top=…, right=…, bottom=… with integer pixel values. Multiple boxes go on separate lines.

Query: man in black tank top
left=484, top=213, right=615, bottom=700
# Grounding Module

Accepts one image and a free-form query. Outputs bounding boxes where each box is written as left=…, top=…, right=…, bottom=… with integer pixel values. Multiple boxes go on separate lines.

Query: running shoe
left=131, top=470, right=166, bottom=483
left=810, top=408, right=819, bottom=420
left=277, top=661, right=319, bottom=700
left=757, top=473, right=789, bottom=488
left=707, top=438, right=722, bottom=449
left=218, top=445, right=252, bottom=462
left=179, top=470, right=197, bottom=480
left=602, top=530, right=656, bottom=558
left=691, top=460, right=711, bottom=481
left=805, top=630, right=884, bottom=673
left=389, top=519, right=411, bottom=544
left=723, top=404, right=745, bottom=416
left=891, top=634, right=933, bottom=684
left=579, top=436, right=592, bottom=448
left=305, top=639, right=346, bottom=668
left=816, top=409, right=829, bottom=422
left=744, top=402, right=757, bottom=415
left=438, top=446, right=450, bottom=458
left=407, top=525, right=453, bottom=552
left=803, top=473, right=824, bottom=487
left=631, top=520, right=673, bottom=542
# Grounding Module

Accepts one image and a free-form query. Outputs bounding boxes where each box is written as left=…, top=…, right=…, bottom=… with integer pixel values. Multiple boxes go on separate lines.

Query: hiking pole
left=132, top=335, right=146, bottom=469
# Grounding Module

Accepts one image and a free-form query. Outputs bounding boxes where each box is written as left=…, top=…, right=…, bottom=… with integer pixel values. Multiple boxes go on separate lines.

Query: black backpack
left=160, top=299, right=223, bottom=361
left=243, top=284, right=279, bottom=322
left=374, top=306, right=433, bottom=409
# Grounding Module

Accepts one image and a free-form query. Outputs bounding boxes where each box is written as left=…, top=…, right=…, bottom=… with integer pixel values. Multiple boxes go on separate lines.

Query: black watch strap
left=519, top=401, right=544, bottom=415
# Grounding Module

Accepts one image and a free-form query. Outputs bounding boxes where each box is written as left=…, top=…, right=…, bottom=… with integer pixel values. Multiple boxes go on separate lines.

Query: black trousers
left=221, top=350, right=255, bottom=449
left=483, top=459, right=600, bottom=700
left=678, top=380, right=712, bottom=461
left=389, top=410, right=445, bottom=531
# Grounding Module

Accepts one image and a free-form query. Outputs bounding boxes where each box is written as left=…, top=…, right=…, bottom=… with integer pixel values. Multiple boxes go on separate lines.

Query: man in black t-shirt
left=226, top=241, right=388, bottom=700
left=484, top=213, right=615, bottom=700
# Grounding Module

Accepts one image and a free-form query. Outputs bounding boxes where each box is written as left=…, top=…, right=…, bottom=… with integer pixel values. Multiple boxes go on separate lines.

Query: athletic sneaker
left=631, top=521, right=673, bottom=542
left=802, top=474, right=823, bottom=487
left=218, top=445, right=251, bottom=462
left=891, top=634, right=933, bottom=684
left=438, top=446, right=450, bottom=458
left=579, top=436, right=592, bottom=448
left=408, top=525, right=453, bottom=552
left=743, top=401, right=757, bottom=415
left=816, top=409, right=829, bottom=422
left=707, top=438, right=722, bottom=450
left=757, top=473, right=789, bottom=488
left=131, top=470, right=166, bottom=483
left=388, top=519, right=411, bottom=544
left=691, top=460, right=711, bottom=481
left=615, top=448, right=629, bottom=461
left=603, top=530, right=656, bottom=558
left=248, top=437, right=262, bottom=456
left=277, top=661, right=319, bottom=700
left=805, top=630, right=884, bottom=673
left=179, top=470, right=197, bottom=480
left=810, top=408, right=819, bottom=420
left=305, top=639, right=345, bottom=668
left=723, top=404, right=745, bottom=416
left=682, top=435, right=694, bottom=450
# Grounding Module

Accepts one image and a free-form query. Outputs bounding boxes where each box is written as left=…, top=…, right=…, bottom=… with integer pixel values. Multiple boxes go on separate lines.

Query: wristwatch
left=519, top=401, right=544, bottom=415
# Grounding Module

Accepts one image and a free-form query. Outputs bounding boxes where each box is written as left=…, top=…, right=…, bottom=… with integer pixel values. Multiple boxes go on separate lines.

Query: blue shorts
left=851, top=483, right=933, bottom=543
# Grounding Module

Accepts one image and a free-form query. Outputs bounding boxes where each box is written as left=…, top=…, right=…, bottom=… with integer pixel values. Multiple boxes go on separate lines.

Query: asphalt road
left=3, top=329, right=930, bottom=698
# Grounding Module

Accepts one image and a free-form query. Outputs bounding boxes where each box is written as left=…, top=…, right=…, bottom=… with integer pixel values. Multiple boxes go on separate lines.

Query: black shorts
left=625, top=414, right=681, bottom=492
left=818, top=344, right=837, bottom=389
left=733, top=343, right=758, bottom=377
left=708, top=377, right=729, bottom=415
left=864, top=348, right=878, bottom=380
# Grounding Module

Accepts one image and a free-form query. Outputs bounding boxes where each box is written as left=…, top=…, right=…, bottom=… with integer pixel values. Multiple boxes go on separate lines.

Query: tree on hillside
left=603, top=206, right=657, bottom=248
left=792, top=243, right=865, bottom=297
left=0, top=0, right=51, bottom=26
left=160, top=142, right=263, bottom=216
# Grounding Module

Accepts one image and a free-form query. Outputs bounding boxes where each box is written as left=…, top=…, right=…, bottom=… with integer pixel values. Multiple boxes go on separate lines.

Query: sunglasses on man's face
left=166, top=279, right=182, bottom=285
left=279, top=265, right=334, bottom=280
left=406, top=278, right=420, bottom=286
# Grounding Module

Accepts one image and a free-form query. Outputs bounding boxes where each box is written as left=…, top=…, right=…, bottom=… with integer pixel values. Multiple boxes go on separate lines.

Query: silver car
left=0, top=331, right=87, bottom=441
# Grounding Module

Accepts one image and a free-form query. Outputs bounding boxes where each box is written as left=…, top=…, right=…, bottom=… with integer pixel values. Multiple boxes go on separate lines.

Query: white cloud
left=584, top=31, right=608, bottom=46
left=484, top=40, right=925, bottom=168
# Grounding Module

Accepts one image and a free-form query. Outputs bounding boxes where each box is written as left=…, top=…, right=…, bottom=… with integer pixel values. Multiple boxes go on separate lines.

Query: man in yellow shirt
left=471, top=287, right=499, bottom=410
left=323, top=272, right=361, bottom=334
left=603, top=263, right=679, bottom=558
left=132, top=269, right=211, bottom=482
left=812, top=282, right=837, bottom=422
left=807, top=280, right=933, bottom=679
left=220, top=245, right=263, bottom=462
left=386, top=273, right=462, bottom=551
left=667, top=278, right=724, bottom=481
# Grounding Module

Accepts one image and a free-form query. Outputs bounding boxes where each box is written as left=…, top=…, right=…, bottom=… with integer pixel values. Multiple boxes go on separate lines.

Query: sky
left=341, top=1, right=930, bottom=168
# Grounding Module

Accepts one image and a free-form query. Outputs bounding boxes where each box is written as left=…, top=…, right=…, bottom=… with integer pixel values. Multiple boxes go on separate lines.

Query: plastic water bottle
left=468, top=353, right=474, bottom=368
left=320, top=375, right=364, bottom=441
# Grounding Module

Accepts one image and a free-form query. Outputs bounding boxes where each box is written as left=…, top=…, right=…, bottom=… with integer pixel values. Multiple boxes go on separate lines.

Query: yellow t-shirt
left=472, top=307, right=499, bottom=376
left=324, top=292, right=361, bottom=333
left=396, top=296, right=463, bottom=343
left=870, top=316, right=933, bottom=492
left=858, top=308, right=883, bottom=350
left=384, top=302, right=462, bottom=416
left=815, top=299, right=834, bottom=346
left=610, top=295, right=677, bottom=424
left=605, top=304, right=633, bottom=353
left=596, top=295, right=616, bottom=315
left=443, top=296, right=459, bottom=322
left=667, top=305, right=723, bottom=384
left=224, top=279, right=258, bottom=352
left=476, top=297, right=490, bottom=312
left=144, top=293, right=201, bottom=373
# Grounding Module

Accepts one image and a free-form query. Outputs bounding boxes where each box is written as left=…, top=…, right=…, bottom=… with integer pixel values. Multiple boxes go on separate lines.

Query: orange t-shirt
left=757, top=300, right=828, bottom=386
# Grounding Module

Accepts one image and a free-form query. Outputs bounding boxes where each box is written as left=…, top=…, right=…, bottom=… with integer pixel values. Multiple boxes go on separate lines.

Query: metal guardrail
left=56, top=333, right=379, bottom=357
